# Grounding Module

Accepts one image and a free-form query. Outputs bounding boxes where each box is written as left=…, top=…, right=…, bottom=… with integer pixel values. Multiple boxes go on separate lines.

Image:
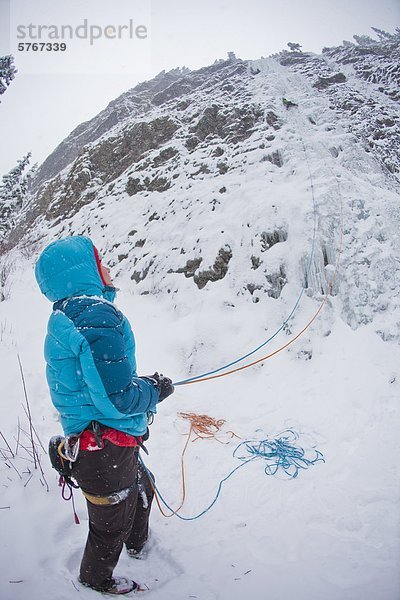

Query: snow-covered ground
left=1, top=56, right=399, bottom=599
left=1, top=268, right=399, bottom=600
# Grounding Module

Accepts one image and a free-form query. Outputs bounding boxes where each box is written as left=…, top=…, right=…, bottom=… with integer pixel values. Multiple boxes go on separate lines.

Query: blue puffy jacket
left=35, top=236, right=159, bottom=437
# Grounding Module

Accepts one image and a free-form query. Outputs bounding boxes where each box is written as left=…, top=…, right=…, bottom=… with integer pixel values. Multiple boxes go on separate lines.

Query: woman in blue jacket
left=35, top=235, right=174, bottom=595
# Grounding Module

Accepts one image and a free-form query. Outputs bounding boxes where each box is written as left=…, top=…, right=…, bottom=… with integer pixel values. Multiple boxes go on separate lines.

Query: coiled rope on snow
left=140, top=415, right=324, bottom=521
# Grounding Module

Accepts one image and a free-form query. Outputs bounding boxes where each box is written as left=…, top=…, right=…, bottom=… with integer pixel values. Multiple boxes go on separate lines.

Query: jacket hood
left=35, top=236, right=116, bottom=302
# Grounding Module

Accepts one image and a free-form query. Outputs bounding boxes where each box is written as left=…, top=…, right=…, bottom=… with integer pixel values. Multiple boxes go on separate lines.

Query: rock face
left=313, top=73, right=347, bottom=89
left=174, top=246, right=233, bottom=290
left=7, top=32, right=400, bottom=341
left=30, top=68, right=191, bottom=192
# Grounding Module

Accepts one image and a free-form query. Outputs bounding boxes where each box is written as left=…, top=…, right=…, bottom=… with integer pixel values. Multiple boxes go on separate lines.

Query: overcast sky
left=0, top=0, right=399, bottom=176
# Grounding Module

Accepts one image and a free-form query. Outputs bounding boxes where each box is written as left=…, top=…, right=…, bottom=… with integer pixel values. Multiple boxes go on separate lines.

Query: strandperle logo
left=16, top=19, right=148, bottom=46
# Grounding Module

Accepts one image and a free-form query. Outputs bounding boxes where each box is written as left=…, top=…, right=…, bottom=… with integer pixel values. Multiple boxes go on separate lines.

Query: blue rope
left=173, top=139, right=318, bottom=386
left=139, top=455, right=255, bottom=522
left=233, top=429, right=325, bottom=479
left=139, top=429, right=324, bottom=521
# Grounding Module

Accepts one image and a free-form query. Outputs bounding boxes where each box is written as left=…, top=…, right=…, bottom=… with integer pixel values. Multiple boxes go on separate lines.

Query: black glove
left=142, top=372, right=174, bottom=402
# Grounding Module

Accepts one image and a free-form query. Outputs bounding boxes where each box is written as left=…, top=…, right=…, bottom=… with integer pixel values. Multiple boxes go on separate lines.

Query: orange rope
left=150, top=427, right=190, bottom=518
left=149, top=413, right=240, bottom=517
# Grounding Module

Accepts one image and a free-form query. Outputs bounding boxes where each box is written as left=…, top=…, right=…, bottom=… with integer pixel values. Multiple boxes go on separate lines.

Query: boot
left=79, top=575, right=144, bottom=594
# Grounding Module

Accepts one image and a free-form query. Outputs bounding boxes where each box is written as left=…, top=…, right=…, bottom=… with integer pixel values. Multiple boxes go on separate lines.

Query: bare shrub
left=0, top=256, right=14, bottom=301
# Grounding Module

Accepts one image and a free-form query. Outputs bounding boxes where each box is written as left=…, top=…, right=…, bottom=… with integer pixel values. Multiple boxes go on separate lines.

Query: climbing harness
left=82, top=482, right=137, bottom=507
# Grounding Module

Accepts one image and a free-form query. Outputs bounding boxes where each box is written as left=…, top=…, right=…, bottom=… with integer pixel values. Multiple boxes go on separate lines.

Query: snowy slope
left=1, top=38, right=400, bottom=600
left=11, top=39, right=400, bottom=341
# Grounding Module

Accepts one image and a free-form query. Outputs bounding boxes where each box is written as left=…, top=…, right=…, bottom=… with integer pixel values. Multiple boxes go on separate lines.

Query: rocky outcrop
left=174, top=247, right=232, bottom=289
left=189, top=103, right=264, bottom=145
left=194, top=246, right=232, bottom=289
left=36, top=117, right=178, bottom=220
left=313, top=72, right=347, bottom=89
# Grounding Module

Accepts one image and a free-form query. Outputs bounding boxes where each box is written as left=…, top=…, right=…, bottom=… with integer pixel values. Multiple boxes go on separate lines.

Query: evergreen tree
left=287, top=42, right=302, bottom=52
left=371, top=27, right=393, bottom=42
left=0, top=153, right=32, bottom=240
left=0, top=55, right=17, bottom=99
left=353, top=34, right=375, bottom=46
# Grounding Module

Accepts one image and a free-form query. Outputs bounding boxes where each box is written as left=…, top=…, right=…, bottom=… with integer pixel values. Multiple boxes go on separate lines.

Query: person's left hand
left=142, top=372, right=174, bottom=402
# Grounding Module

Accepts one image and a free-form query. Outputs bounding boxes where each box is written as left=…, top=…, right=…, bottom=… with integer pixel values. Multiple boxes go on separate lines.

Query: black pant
left=72, top=441, right=154, bottom=588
